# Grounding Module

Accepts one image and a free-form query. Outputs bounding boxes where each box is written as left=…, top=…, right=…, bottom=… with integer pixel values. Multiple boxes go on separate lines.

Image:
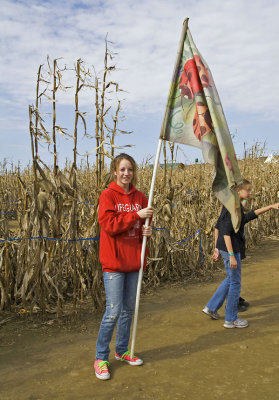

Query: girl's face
left=238, top=184, right=252, bottom=200
left=115, top=159, right=134, bottom=190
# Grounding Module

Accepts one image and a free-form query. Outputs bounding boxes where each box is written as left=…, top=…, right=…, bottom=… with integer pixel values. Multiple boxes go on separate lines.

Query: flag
left=161, top=19, right=242, bottom=232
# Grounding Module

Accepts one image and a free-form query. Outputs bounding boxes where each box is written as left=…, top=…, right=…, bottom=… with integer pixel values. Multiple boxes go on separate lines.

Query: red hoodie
left=98, top=181, right=149, bottom=273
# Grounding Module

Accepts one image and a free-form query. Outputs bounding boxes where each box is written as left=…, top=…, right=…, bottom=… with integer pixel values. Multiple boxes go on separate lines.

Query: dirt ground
left=1, top=238, right=279, bottom=400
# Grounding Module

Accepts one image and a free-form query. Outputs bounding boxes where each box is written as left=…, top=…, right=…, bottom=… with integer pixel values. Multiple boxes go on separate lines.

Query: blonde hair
left=110, top=153, right=137, bottom=186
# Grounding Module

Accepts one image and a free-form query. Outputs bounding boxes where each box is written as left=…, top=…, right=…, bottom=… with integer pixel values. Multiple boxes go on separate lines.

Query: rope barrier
left=172, top=229, right=200, bottom=245
left=0, top=212, right=17, bottom=215
left=198, top=229, right=204, bottom=264
left=0, top=236, right=100, bottom=243
left=0, top=228, right=203, bottom=264
left=1, top=200, right=94, bottom=211
left=154, top=227, right=203, bottom=264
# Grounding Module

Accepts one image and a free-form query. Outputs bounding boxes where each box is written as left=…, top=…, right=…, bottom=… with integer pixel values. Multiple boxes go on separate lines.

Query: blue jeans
left=96, top=271, right=139, bottom=361
left=207, top=250, right=241, bottom=322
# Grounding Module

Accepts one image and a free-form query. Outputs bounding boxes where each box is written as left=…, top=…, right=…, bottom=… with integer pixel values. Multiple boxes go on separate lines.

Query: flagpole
left=130, top=17, right=189, bottom=358
left=160, top=17, right=189, bottom=140
left=130, top=138, right=163, bottom=358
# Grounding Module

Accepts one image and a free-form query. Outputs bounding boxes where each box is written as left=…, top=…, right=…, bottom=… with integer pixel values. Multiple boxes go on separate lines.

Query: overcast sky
left=1, top=0, right=279, bottom=167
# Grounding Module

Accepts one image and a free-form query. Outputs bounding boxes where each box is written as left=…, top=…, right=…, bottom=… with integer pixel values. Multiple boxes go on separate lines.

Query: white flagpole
left=130, top=138, right=163, bottom=358
left=130, top=18, right=189, bottom=358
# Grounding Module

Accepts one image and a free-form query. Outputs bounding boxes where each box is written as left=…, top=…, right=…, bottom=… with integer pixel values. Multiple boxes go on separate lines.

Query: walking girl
left=94, top=153, right=153, bottom=380
left=203, top=179, right=279, bottom=328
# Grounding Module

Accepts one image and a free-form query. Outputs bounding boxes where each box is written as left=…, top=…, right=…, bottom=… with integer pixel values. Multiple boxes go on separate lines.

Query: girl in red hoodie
left=94, top=153, right=153, bottom=380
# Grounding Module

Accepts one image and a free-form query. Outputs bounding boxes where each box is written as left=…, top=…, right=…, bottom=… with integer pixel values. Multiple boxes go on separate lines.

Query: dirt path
left=1, top=238, right=279, bottom=400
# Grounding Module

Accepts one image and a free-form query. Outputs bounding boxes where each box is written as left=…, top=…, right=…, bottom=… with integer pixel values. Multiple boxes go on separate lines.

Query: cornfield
left=1, top=46, right=279, bottom=316
left=1, top=158, right=279, bottom=315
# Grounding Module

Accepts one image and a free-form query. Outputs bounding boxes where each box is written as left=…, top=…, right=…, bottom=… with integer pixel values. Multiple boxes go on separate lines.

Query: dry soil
left=1, top=238, right=279, bottom=400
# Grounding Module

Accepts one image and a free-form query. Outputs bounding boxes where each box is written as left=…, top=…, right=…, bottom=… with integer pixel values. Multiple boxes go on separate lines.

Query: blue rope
left=172, top=229, right=203, bottom=265
left=154, top=227, right=203, bottom=265
left=0, top=226, right=204, bottom=264
left=0, top=236, right=100, bottom=243
left=0, top=238, right=21, bottom=242
left=0, top=213, right=17, bottom=215
left=198, top=229, right=204, bottom=265
left=172, top=230, right=200, bottom=245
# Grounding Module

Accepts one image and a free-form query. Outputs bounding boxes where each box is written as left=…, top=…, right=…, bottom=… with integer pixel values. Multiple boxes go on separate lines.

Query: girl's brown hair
left=110, top=153, right=137, bottom=185
left=236, top=179, right=251, bottom=190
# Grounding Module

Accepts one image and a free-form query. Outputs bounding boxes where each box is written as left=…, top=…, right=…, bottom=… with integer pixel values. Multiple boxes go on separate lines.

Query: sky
left=1, top=0, right=279, bottom=168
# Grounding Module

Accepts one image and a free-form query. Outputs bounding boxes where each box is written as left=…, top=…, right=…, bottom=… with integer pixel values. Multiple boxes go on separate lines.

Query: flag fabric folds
left=161, top=19, right=242, bottom=232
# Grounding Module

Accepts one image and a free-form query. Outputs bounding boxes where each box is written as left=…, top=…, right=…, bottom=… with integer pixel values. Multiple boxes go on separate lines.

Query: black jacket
left=215, top=205, right=258, bottom=259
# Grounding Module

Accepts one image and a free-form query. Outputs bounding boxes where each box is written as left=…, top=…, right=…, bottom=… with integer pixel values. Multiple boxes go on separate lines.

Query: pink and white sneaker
left=94, top=359, right=110, bottom=380
left=115, top=350, right=143, bottom=366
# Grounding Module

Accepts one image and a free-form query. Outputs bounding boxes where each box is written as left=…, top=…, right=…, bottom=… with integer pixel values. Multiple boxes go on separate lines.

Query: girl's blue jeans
left=207, top=250, right=241, bottom=322
left=96, top=271, right=139, bottom=361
